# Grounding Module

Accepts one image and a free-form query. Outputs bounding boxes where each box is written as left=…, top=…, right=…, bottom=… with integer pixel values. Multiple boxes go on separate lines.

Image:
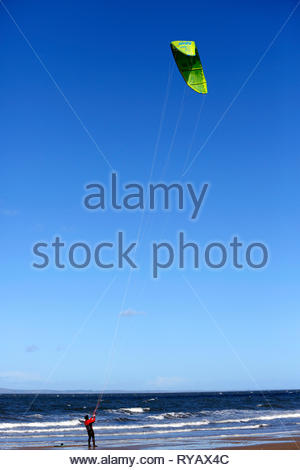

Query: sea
left=1, top=391, right=300, bottom=449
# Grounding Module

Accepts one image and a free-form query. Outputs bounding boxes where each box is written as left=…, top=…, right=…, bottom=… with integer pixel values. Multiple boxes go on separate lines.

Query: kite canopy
left=170, top=40, right=207, bottom=94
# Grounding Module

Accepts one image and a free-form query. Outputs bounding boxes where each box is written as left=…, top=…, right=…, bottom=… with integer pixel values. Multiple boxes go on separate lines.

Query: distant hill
left=0, top=387, right=169, bottom=394
left=0, top=388, right=116, bottom=394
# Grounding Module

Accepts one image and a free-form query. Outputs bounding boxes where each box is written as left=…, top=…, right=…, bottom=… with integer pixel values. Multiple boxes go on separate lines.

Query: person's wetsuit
left=83, top=415, right=96, bottom=447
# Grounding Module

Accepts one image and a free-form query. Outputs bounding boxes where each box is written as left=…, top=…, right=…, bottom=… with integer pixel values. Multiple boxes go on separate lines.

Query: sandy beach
left=14, top=435, right=300, bottom=451
left=221, top=435, right=300, bottom=450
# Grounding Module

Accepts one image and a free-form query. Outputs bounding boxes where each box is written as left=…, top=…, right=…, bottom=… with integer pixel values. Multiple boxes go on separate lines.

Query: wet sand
left=219, top=435, right=300, bottom=450
left=14, top=443, right=148, bottom=450
left=14, top=436, right=300, bottom=450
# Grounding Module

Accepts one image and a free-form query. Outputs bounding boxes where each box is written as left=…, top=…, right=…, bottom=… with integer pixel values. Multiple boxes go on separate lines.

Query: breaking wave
left=107, top=407, right=150, bottom=415
left=0, top=419, right=79, bottom=430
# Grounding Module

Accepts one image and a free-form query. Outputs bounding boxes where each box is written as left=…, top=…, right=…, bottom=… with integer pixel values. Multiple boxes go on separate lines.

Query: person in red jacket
left=80, top=414, right=96, bottom=448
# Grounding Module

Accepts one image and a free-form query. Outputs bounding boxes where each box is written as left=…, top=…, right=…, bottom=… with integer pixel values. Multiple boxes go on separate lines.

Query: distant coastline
left=1, top=387, right=299, bottom=394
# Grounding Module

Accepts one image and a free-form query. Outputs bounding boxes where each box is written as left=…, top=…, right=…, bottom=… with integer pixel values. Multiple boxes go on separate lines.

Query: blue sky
left=0, top=0, right=300, bottom=392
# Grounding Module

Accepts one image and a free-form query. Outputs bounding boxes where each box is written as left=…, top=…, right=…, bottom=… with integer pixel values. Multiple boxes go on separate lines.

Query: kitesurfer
left=80, top=414, right=96, bottom=448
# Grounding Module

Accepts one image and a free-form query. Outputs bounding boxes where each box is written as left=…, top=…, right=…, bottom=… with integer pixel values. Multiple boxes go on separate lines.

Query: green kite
left=170, top=40, right=207, bottom=94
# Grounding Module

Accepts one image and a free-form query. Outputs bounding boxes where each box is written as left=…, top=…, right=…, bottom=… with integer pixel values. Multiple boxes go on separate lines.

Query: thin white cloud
left=0, top=371, right=40, bottom=382
left=150, top=376, right=183, bottom=388
left=120, top=309, right=145, bottom=316
left=0, top=208, right=19, bottom=216
left=25, top=344, right=39, bottom=353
